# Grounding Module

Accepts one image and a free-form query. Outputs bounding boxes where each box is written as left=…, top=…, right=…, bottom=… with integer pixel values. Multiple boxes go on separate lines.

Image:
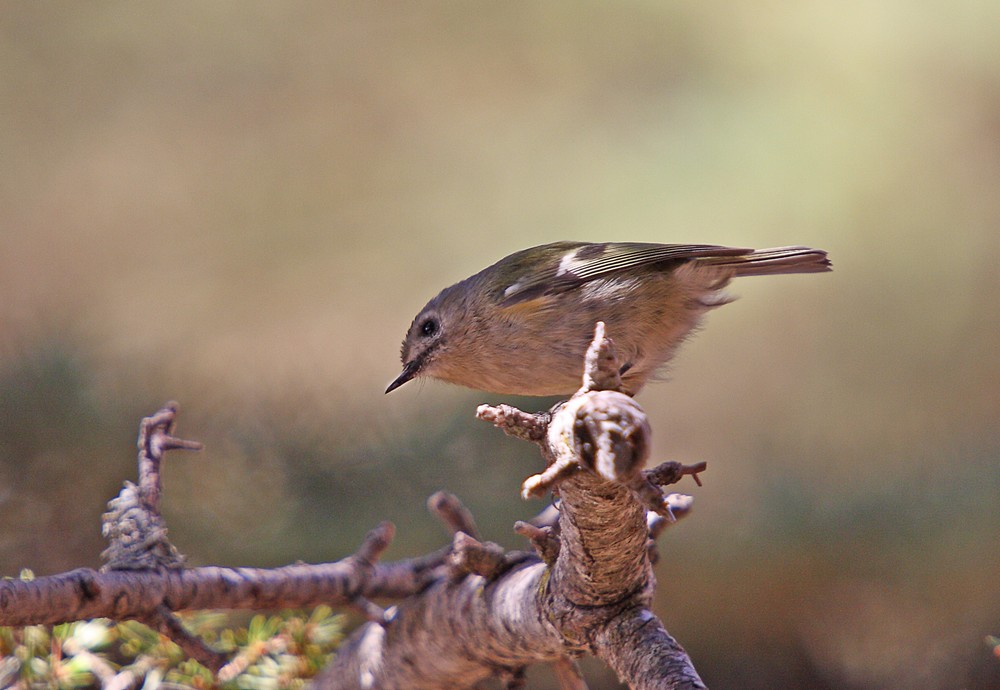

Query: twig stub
left=101, top=403, right=203, bottom=572
left=577, top=321, right=622, bottom=395
left=428, top=491, right=481, bottom=539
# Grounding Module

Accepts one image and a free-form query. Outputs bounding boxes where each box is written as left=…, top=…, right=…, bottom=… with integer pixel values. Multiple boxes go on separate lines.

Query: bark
left=1, top=322, right=707, bottom=689
left=315, top=323, right=706, bottom=689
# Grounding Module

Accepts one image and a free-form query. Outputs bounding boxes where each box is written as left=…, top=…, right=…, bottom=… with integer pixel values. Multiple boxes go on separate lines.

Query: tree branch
left=316, top=322, right=706, bottom=689
left=0, top=523, right=404, bottom=627
left=3, top=321, right=706, bottom=689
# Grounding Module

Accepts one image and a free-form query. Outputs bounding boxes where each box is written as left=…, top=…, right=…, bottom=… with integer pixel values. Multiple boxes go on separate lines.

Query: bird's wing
left=499, top=242, right=750, bottom=306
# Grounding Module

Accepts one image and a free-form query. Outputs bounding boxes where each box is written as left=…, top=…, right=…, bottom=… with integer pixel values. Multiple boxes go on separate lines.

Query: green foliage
left=0, top=599, right=344, bottom=690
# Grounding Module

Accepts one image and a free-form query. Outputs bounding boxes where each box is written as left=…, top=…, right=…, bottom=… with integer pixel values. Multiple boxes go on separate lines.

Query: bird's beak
left=385, top=360, right=420, bottom=394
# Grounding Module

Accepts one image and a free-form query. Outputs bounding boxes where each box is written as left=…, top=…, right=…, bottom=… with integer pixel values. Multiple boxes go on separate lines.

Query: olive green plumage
left=388, top=242, right=830, bottom=396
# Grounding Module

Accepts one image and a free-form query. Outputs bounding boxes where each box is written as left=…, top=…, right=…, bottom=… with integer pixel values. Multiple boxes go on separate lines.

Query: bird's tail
left=698, top=246, right=831, bottom=277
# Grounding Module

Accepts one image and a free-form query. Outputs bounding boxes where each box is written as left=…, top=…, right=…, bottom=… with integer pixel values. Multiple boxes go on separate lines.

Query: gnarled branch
left=316, top=323, right=705, bottom=689
left=2, top=322, right=706, bottom=689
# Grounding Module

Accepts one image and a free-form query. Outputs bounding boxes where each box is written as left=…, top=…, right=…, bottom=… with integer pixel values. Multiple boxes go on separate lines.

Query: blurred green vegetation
left=1, top=2, right=998, bottom=688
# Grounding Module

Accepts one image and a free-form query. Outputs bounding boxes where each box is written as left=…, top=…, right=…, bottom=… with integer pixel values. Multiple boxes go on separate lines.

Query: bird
left=387, top=242, right=830, bottom=397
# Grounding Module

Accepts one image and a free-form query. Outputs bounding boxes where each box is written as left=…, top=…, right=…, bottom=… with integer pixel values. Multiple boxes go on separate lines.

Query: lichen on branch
left=320, top=322, right=706, bottom=689
left=2, top=322, right=707, bottom=690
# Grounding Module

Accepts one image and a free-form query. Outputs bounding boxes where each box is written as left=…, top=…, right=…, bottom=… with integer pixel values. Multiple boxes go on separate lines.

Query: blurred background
left=2, top=2, right=998, bottom=688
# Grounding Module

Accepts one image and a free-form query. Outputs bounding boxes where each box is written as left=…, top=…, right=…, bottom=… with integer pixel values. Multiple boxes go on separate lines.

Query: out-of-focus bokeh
left=2, top=3, right=998, bottom=688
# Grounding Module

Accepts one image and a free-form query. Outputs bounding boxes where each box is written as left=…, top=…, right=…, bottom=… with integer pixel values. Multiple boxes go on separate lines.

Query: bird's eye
left=420, top=318, right=439, bottom=337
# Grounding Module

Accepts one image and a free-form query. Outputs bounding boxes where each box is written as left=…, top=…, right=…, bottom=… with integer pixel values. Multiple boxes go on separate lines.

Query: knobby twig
left=0, top=524, right=408, bottom=617
left=1, top=406, right=435, bottom=674
left=316, top=322, right=706, bottom=689
left=428, top=490, right=481, bottom=539
left=3, top=321, right=706, bottom=689
left=100, top=403, right=199, bottom=572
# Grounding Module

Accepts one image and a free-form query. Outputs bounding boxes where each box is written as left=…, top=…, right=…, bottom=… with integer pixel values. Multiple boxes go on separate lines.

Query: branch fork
left=3, top=321, right=708, bottom=689
left=479, top=322, right=706, bottom=523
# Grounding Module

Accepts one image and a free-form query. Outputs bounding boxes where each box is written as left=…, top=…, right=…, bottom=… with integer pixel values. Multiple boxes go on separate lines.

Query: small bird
left=387, top=242, right=830, bottom=397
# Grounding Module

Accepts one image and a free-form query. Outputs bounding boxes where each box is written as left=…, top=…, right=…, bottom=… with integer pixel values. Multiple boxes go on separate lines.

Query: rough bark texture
left=1, top=322, right=707, bottom=689
left=321, top=563, right=566, bottom=689
left=593, top=608, right=707, bottom=690
left=314, top=323, right=706, bottom=689
left=0, top=556, right=389, bottom=628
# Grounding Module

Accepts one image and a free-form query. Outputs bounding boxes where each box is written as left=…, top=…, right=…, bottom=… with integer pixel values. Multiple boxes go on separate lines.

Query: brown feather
left=697, top=246, right=831, bottom=276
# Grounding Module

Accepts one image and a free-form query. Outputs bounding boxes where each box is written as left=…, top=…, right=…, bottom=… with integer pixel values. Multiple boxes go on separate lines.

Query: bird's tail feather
left=698, top=246, right=831, bottom=277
